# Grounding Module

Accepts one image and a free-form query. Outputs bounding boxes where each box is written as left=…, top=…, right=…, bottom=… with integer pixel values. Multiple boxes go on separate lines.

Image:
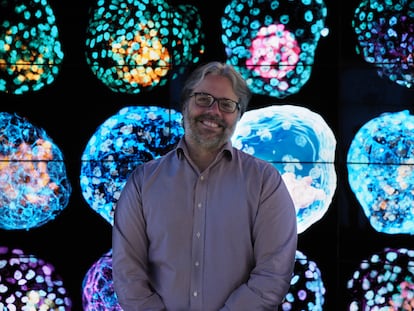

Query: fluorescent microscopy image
left=0, top=0, right=64, bottom=94
left=347, top=110, right=414, bottom=235
left=352, top=0, right=414, bottom=88
left=80, top=106, right=184, bottom=225
left=0, top=246, right=72, bottom=310
left=0, top=112, right=72, bottom=230
left=279, top=250, right=326, bottom=311
left=232, top=105, right=336, bottom=234
left=82, top=249, right=122, bottom=311
left=85, top=0, right=205, bottom=93
left=221, top=0, right=328, bottom=98
left=347, top=247, right=414, bottom=310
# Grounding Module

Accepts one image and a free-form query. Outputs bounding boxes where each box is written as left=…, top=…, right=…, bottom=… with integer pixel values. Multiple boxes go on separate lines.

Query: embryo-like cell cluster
left=232, top=105, right=336, bottom=234
left=80, top=106, right=184, bottom=225
left=347, top=110, right=414, bottom=235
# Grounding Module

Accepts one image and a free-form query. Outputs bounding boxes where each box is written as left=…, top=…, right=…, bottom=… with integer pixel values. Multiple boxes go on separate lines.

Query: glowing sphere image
left=347, top=110, right=414, bottom=235
left=347, top=247, right=414, bottom=310
left=0, top=246, right=72, bottom=310
left=232, top=105, right=336, bottom=234
left=82, top=249, right=122, bottom=311
left=85, top=0, right=205, bottom=93
left=221, top=0, right=328, bottom=98
left=80, top=106, right=184, bottom=225
left=0, top=112, right=72, bottom=230
left=352, top=0, right=414, bottom=88
left=279, top=250, right=326, bottom=311
left=0, top=0, right=64, bottom=94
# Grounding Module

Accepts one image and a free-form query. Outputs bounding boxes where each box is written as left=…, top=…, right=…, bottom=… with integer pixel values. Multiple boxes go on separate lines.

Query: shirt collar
left=176, top=137, right=233, bottom=160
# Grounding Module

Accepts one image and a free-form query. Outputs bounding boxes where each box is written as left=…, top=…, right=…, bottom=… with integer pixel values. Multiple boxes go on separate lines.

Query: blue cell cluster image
left=232, top=104, right=336, bottom=234
left=80, top=105, right=184, bottom=225
left=0, top=112, right=72, bottom=230
left=347, top=110, right=414, bottom=235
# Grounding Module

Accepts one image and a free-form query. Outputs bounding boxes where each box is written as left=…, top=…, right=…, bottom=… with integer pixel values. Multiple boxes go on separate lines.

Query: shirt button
left=200, top=175, right=204, bottom=180
left=196, top=232, right=200, bottom=238
left=197, top=203, right=202, bottom=209
left=195, top=261, right=199, bottom=267
left=193, top=291, right=198, bottom=297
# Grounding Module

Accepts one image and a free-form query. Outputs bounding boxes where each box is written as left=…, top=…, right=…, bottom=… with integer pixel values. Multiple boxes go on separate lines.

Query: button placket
left=190, top=173, right=207, bottom=309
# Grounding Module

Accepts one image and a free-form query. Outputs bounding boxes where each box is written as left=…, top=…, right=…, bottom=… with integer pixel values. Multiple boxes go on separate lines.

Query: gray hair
left=180, top=61, right=251, bottom=117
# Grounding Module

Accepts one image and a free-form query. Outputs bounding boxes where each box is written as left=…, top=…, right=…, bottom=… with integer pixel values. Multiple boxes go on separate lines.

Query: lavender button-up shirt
left=112, top=139, right=297, bottom=311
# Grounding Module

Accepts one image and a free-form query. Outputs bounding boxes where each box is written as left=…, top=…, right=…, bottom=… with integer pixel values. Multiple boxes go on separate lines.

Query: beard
left=184, top=113, right=236, bottom=151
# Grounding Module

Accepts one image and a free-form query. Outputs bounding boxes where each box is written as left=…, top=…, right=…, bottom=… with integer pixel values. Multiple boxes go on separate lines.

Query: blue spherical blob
left=80, top=106, right=184, bottom=225
left=347, top=110, right=414, bottom=235
left=232, top=105, right=336, bottom=234
left=0, top=112, right=72, bottom=230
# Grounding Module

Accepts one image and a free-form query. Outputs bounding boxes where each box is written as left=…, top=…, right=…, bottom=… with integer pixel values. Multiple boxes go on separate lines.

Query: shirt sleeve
left=112, top=169, right=166, bottom=311
left=220, top=165, right=298, bottom=310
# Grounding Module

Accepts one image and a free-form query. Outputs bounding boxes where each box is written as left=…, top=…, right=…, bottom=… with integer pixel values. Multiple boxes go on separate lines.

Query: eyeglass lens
left=193, top=93, right=238, bottom=113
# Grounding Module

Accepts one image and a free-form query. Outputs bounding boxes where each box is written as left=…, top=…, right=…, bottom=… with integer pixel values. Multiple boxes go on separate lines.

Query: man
left=112, top=61, right=297, bottom=310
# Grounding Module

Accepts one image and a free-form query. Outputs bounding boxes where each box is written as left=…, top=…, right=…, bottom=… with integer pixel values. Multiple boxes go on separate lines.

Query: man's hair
left=180, top=61, right=251, bottom=116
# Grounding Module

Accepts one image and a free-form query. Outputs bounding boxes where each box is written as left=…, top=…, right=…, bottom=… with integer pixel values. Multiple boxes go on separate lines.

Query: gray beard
left=187, top=122, right=234, bottom=151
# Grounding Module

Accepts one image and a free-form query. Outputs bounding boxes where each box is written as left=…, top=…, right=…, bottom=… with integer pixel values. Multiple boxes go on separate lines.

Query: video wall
left=1, top=0, right=414, bottom=310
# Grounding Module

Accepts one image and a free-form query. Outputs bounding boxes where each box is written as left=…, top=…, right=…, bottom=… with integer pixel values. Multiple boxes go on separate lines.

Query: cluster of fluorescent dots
left=0, top=0, right=64, bottom=94
left=221, top=0, right=329, bottom=98
left=232, top=105, right=337, bottom=234
left=352, top=0, right=414, bottom=88
left=80, top=106, right=184, bottom=225
left=0, top=112, right=71, bottom=231
left=85, top=0, right=205, bottom=93
left=347, top=110, right=414, bottom=235
left=1, top=0, right=414, bottom=310
left=0, top=246, right=72, bottom=310
left=347, top=247, right=414, bottom=310
left=280, top=250, right=326, bottom=311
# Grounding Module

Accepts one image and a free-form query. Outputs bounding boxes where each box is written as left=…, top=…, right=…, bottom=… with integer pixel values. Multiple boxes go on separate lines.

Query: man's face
left=183, top=74, right=240, bottom=151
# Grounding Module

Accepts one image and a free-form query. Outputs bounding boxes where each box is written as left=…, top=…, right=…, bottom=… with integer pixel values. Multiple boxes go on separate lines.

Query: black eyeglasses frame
left=189, top=92, right=240, bottom=113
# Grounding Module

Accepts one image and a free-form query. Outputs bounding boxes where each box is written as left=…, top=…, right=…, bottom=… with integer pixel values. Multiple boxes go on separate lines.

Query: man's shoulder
left=233, top=147, right=279, bottom=173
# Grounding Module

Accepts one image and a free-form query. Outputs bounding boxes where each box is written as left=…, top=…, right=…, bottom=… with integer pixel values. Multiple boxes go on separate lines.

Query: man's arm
left=112, top=171, right=166, bottom=311
left=221, top=167, right=297, bottom=310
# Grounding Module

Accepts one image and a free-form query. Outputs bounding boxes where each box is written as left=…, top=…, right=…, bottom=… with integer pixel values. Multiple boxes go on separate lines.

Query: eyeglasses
left=190, top=92, right=240, bottom=113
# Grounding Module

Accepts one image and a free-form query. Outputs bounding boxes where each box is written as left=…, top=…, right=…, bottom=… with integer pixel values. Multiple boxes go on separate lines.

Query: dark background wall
left=2, top=0, right=414, bottom=310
